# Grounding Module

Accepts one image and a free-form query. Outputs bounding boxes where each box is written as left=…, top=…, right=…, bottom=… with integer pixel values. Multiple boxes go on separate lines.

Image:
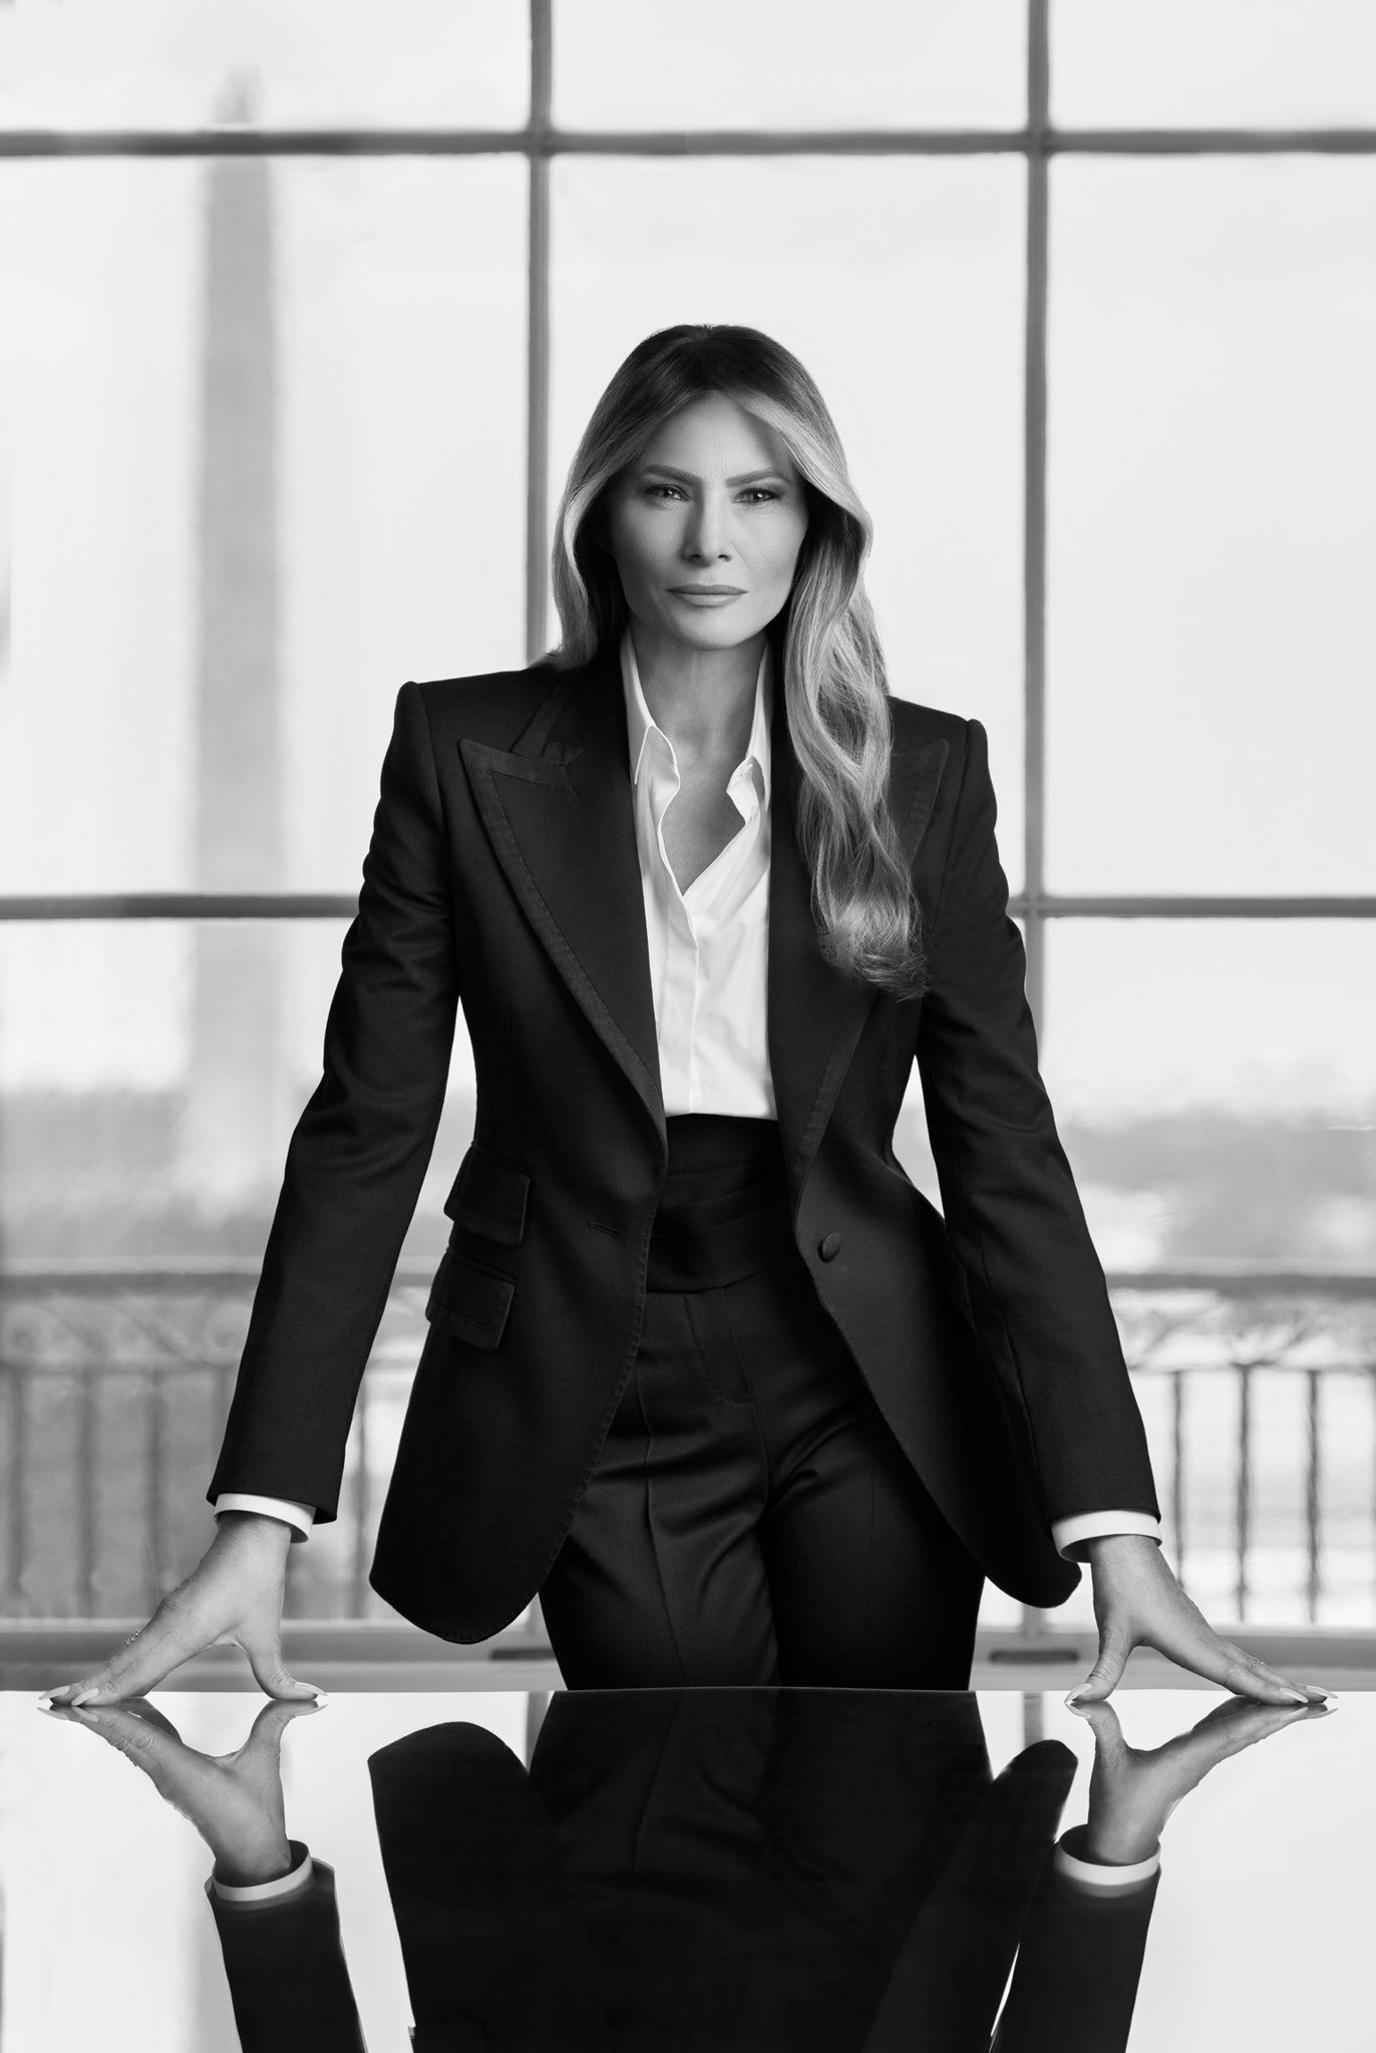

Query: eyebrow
left=637, top=463, right=791, bottom=487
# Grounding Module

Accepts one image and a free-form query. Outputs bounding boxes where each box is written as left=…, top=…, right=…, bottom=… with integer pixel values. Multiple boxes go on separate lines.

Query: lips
left=669, top=585, right=745, bottom=596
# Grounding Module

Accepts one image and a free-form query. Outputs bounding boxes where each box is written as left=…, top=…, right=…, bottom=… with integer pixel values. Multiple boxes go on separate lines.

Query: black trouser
left=540, top=1115, right=984, bottom=1688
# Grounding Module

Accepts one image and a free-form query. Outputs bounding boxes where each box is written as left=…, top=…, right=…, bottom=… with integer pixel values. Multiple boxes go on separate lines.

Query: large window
left=2, top=1, right=1373, bottom=1634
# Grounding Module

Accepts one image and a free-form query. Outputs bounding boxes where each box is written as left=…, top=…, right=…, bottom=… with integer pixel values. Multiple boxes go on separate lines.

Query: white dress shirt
left=623, top=629, right=776, bottom=1119
left=215, top=631, right=1160, bottom=1559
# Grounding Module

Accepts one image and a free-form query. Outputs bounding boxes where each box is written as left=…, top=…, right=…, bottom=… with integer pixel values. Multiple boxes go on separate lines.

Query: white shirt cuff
left=213, top=1494, right=315, bottom=1541
left=209, top=1840, right=314, bottom=1902
left=1054, top=1828, right=1161, bottom=1888
left=1051, top=1511, right=1163, bottom=1561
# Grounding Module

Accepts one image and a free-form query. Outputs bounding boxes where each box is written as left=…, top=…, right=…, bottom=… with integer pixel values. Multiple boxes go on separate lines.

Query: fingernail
left=1283, top=1688, right=1308, bottom=1705
left=35, top=1695, right=53, bottom=1711
left=312, top=1691, right=330, bottom=1707
left=71, top=1688, right=100, bottom=1707
left=1064, top=1689, right=1086, bottom=1708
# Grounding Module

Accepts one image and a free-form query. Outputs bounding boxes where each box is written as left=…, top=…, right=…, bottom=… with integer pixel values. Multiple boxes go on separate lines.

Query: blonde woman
left=44, top=326, right=1329, bottom=1702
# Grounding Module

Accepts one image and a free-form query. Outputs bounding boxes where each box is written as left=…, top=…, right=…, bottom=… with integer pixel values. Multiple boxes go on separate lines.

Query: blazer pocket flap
left=425, top=1252, right=515, bottom=1350
left=443, top=1145, right=531, bottom=1246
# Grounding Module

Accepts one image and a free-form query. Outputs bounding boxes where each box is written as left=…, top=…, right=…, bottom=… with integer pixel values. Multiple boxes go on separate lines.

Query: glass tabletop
left=0, top=1685, right=1362, bottom=2050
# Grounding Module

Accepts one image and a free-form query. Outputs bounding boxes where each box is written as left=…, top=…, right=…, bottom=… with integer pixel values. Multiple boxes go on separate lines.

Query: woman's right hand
left=39, top=1511, right=326, bottom=1707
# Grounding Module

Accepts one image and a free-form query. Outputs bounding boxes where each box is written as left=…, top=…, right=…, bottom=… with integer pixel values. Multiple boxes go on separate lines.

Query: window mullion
left=525, top=0, right=554, bottom=664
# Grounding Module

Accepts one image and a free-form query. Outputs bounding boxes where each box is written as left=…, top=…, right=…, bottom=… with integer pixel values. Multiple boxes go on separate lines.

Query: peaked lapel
left=767, top=692, right=950, bottom=1186
left=460, top=644, right=666, bottom=1142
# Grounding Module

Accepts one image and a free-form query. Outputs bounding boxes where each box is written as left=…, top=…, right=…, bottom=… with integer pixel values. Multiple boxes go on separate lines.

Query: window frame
left=4, top=1, right=1376, bottom=1637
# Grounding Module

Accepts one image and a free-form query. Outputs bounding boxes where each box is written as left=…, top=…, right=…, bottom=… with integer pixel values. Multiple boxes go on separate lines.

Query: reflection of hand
left=45, top=1695, right=320, bottom=1886
left=41, top=1512, right=325, bottom=1708
left=1071, top=1534, right=1334, bottom=1708
left=1071, top=1693, right=1328, bottom=1867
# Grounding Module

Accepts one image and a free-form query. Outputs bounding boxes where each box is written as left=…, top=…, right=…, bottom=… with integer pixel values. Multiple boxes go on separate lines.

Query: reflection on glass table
left=12, top=1685, right=1341, bottom=2051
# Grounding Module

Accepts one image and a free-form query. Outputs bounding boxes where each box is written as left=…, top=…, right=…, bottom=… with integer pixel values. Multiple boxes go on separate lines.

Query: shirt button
left=818, top=1232, right=842, bottom=1261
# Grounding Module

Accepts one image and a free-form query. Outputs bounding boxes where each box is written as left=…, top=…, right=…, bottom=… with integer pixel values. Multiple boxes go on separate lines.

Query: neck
left=629, top=622, right=765, bottom=760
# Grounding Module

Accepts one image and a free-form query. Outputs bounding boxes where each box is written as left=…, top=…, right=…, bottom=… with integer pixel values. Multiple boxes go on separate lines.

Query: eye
left=641, top=481, right=686, bottom=501
left=738, top=487, right=783, bottom=504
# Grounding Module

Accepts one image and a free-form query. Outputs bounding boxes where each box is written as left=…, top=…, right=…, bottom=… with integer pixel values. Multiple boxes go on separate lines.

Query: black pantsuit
left=208, top=634, right=1160, bottom=1655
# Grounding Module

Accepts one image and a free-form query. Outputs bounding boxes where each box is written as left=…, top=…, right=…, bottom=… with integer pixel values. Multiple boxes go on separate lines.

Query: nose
left=683, top=492, right=733, bottom=563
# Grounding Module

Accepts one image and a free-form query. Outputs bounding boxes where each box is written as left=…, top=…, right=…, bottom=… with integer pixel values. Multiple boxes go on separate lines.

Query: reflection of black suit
left=206, top=1691, right=1158, bottom=2052
left=208, top=632, right=1158, bottom=1642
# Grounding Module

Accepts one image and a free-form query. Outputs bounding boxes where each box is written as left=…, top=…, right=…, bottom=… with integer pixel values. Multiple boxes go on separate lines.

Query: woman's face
left=603, top=392, right=809, bottom=657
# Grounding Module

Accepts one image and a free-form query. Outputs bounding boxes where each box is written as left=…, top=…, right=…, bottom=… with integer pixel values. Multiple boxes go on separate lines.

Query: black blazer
left=208, top=634, right=1159, bottom=1640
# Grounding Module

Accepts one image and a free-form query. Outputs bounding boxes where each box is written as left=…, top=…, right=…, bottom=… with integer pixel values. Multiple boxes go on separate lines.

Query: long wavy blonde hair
left=549, top=324, right=924, bottom=996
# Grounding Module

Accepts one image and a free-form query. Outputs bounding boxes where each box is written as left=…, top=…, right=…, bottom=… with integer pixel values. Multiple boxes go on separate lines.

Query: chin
left=663, top=614, right=770, bottom=654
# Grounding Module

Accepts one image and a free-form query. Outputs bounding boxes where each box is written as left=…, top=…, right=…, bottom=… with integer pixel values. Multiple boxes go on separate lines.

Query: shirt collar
left=619, top=627, right=773, bottom=808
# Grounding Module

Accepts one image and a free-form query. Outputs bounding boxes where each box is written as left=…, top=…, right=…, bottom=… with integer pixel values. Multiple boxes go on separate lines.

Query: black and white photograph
left=0, top=2, right=1372, bottom=2045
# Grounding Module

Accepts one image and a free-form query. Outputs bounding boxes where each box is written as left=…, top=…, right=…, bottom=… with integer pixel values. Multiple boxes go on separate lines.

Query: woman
left=43, top=325, right=1327, bottom=1703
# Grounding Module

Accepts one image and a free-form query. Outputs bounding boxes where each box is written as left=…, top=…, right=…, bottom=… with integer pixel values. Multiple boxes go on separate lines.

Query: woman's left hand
left=1070, top=1534, right=1334, bottom=1708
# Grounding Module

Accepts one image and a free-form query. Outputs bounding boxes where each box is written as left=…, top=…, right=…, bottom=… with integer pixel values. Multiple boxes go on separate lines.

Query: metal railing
left=2, top=1260, right=1374, bottom=1634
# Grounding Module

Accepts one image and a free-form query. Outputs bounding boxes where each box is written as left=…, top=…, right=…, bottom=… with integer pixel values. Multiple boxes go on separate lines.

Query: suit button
left=818, top=1232, right=842, bottom=1261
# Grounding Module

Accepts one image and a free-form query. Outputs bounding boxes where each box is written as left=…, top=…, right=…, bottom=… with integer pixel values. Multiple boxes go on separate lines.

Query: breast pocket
left=425, top=1144, right=531, bottom=1350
